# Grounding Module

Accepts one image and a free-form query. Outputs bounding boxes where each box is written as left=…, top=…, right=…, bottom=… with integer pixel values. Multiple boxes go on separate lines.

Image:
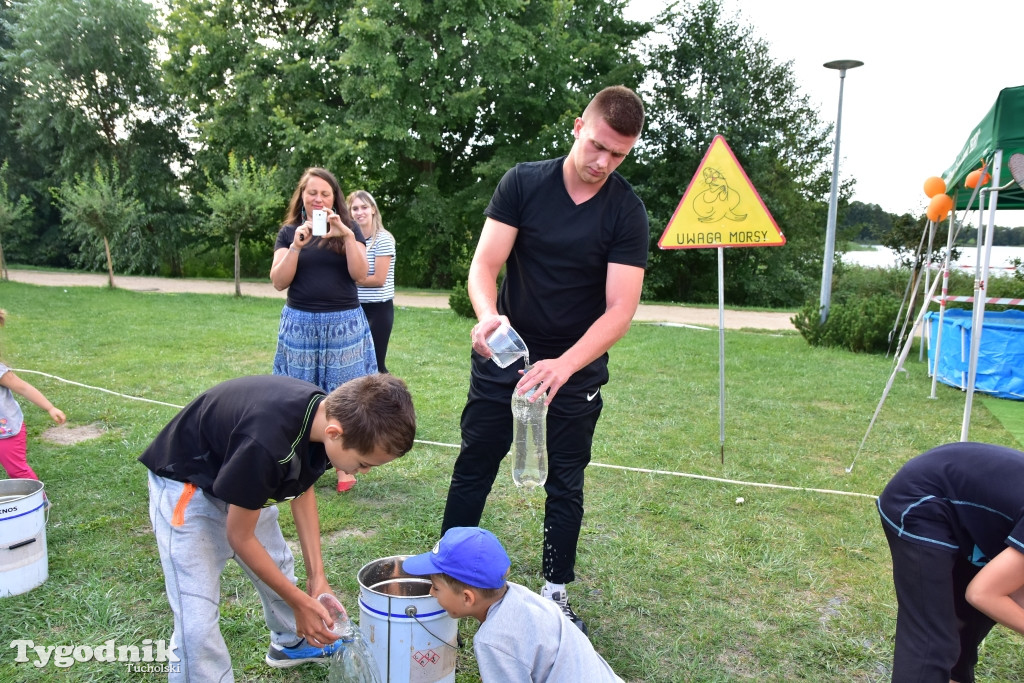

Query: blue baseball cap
left=403, top=527, right=511, bottom=589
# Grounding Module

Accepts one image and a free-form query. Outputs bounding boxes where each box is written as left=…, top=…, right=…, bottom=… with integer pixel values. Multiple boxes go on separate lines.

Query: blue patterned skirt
left=273, top=305, right=378, bottom=393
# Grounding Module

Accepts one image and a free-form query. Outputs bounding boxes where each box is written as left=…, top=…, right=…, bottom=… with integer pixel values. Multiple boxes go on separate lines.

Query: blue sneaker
left=265, top=637, right=342, bottom=668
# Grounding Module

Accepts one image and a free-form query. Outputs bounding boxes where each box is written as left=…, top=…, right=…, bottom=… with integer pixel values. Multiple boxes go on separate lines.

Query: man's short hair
left=584, top=85, right=645, bottom=138
left=323, top=374, right=416, bottom=457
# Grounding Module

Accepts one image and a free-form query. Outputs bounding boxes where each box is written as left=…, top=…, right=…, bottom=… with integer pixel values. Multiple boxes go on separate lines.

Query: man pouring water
left=440, top=85, right=649, bottom=635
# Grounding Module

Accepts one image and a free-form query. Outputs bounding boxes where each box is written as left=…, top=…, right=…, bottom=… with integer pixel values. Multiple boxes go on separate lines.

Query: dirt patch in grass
left=286, top=528, right=377, bottom=557
left=324, top=528, right=377, bottom=543
left=41, top=423, right=106, bottom=445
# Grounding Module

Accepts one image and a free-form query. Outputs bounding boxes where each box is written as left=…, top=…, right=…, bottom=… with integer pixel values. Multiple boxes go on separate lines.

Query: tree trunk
left=234, top=231, right=242, bottom=297
left=103, top=235, right=115, bottom=288
left=0, top=239, right=7, bottom=281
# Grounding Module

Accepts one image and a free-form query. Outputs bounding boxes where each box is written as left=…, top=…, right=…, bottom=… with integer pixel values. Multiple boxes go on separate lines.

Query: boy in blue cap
left=403, top=527, right=622, bottom=682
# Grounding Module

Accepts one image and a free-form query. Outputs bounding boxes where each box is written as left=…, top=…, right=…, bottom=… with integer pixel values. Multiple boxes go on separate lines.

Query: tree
left=633, top=0, right=838, bottom=307
left=4, top=0, right=160, bottom=174
left=55, top=165, right=143, bottom=288
left=201, top=153, right=282, bottom=296
left=162, top=0, right=650, bottom=289
left=0, top=159, right=30, bottom=280
left=2, top=0, right=189, bottom=273
left=327, top=0, right=649, bottom=288
left=876, top=212, right=960, bottom=271
left=839, top=201, right=894, bottom=244
left=160, top=0, right=366, bottom=200
left=0, top=0, right=64, bottom=267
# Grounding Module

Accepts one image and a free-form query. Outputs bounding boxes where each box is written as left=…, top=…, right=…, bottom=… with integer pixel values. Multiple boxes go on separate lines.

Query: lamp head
left=824, top=59, right=864, bottom=71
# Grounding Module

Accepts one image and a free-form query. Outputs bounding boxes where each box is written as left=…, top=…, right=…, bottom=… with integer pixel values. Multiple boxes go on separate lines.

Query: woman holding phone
left=348, top=190, right=396, bottom=374
left=270, top=168, right=377, bottom=492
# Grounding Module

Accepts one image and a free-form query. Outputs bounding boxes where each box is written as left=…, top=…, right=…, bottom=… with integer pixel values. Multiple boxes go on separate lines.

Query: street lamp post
left=819, top=59, right=864, bottom=324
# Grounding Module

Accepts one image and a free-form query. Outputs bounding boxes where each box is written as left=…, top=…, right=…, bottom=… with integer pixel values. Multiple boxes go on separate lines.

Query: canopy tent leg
left=928, top=213, right=957, bottom=398
left=847, top=263, right=947, bottom=472
left=961, top=150, right=1002, bottom=441
left=920, top=220, right=937, bottom=362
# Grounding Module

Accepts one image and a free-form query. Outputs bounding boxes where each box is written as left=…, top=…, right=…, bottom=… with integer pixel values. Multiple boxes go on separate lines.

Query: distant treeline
left=840, top=201, right=1024, bottom=246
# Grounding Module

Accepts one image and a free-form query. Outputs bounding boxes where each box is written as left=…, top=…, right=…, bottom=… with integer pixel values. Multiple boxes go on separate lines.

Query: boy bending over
left=140, top=374, right=415, bottom=681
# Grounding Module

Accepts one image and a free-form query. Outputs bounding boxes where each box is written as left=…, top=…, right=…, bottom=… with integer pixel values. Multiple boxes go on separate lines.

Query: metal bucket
left=0, top=479, right=48, bottom=598
left=357, top=555, right=458, bottom=683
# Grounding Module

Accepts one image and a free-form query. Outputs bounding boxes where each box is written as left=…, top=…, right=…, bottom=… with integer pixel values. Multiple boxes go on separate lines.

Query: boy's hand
left=226, top=504, right=338, bottom=645
left=307, top=576, right=332, bottom=603
left=293, top=592, right=339, bottom=647
left=48, top=407, right=66, bottom=425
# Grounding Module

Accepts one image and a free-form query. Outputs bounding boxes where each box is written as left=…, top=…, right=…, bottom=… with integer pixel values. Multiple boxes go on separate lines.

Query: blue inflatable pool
left=926, top=309, right=1024, bottom=401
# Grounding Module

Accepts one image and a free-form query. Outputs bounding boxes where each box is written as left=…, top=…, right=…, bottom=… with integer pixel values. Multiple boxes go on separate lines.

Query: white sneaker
left=540, top=586, right=588, bottom=635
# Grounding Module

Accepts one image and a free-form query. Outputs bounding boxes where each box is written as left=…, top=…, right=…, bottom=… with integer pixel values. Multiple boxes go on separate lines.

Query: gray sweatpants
left=147, top=471, right=301, bottom=682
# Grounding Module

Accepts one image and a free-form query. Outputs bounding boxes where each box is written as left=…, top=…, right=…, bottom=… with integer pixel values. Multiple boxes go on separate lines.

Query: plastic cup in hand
left=318, top=593, right=351, bottom=637
left=485, top=322, right=528, bottom=368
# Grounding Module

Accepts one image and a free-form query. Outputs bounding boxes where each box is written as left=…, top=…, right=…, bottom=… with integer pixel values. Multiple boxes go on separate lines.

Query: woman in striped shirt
left=348, top=190, right=396, bottom=374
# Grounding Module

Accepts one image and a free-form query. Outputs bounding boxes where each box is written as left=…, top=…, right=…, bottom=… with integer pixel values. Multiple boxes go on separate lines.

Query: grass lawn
left=0, top=281, right=1021, bottom=682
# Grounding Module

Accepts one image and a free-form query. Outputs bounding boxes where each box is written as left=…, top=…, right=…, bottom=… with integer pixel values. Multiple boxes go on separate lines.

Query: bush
left=795, top=262, right=1024, bottom=353
left=179, top=241, right=273, bottom=279
left=793, top=265, right=908, bottom=353
left=448, top=279, right=475, bottom=319
left=793, top=294, right=903, bottom=353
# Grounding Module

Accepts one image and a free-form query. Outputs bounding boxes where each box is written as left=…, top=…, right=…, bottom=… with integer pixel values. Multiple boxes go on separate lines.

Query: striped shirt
left=357, top=229, right=396, bottom=303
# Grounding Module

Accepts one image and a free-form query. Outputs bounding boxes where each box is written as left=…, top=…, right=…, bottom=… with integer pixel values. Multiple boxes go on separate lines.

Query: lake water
left=843, top=245, right=1024, bottom=276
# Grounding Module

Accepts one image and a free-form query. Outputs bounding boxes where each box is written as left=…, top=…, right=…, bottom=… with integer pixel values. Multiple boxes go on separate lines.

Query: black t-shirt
left=878, top=442, right=1024, bottom=564
left=485, top=157, right=649, bottom=357
left=274, top=224, right=367, bottom=312
left=138, top=375, right=330, bottom=510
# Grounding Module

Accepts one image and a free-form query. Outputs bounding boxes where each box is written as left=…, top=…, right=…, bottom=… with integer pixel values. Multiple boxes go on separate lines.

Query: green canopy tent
left=854, top=87, right=1024, bottom=467
left=939, top=85, right=1024, bottom=440
left=942, top=85, right=1024, bottom=209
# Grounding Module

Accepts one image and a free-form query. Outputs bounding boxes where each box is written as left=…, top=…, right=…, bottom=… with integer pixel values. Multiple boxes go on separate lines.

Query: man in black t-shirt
left=878, top=442, right=1024, bottom=682
left=140, top=374, right=415, bottom=680
left=441, top=85, right=649, bottom=634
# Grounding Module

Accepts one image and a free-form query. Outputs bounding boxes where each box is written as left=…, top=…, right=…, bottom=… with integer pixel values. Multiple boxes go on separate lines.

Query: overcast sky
left=625, top=0, right=1024, bottom=227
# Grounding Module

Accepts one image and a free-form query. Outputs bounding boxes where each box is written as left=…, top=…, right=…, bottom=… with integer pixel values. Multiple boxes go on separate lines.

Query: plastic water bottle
left=319, top=594, right=383, bottom=683
left=511, top=368, right=548, bottom=489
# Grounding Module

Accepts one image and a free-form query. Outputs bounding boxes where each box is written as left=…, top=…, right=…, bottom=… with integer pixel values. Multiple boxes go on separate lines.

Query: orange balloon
left=965, top=169, right=991, bottom=188
left=928, top=193, right=953, bottom=221
left=923, top=176, right=946, bottom=198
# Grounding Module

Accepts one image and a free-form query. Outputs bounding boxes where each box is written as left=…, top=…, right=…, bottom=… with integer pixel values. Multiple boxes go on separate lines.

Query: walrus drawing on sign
left=693, top=166, right=747, bottom=223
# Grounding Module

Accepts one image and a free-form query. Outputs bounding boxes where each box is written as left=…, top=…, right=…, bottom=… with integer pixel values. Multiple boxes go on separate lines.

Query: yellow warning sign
left=658, top=135, right=785, bottom=250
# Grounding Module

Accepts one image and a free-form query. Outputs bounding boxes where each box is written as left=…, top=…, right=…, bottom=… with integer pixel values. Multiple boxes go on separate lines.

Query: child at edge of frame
left=0, top=309, right=67, bottom=504
left=139, top=373, right=416, bottom=681
left=402, top=526, right=624, bottom=683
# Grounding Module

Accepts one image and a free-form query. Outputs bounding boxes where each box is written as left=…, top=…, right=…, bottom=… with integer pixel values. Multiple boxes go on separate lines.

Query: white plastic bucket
left=358, top=555, right=458, bottom=683
left=0, top=479, right=48, bottom=598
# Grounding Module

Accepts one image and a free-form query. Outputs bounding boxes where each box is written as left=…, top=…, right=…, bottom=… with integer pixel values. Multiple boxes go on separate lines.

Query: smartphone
left=312, top=209, right=328, bottom=236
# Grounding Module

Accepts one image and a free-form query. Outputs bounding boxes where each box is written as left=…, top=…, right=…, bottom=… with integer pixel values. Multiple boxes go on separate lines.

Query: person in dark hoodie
left=877, top=441, right=1024, bottom=682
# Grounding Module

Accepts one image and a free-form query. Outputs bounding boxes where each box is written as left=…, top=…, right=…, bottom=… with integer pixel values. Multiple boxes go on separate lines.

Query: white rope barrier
left=15, top=369, right=187, bottom=409
left=19, top=369, right=880, bottom=501
left=586, top=462, right=878, bottom=499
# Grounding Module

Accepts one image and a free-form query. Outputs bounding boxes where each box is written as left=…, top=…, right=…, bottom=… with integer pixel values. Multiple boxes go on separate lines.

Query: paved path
left=7, top=268, right=797, bottom=331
